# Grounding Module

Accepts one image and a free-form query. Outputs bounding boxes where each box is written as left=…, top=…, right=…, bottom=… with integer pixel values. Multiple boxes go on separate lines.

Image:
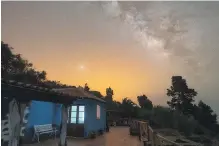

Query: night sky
left=2, top=1, right=219, bottom=115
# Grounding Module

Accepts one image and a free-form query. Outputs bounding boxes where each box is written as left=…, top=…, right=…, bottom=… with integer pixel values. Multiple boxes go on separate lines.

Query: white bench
left=33, top=124, right=58, bottom=142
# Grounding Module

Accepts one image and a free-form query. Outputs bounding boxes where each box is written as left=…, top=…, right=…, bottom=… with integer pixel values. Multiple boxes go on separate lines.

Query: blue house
left=22, top=87, right=106, bottom=141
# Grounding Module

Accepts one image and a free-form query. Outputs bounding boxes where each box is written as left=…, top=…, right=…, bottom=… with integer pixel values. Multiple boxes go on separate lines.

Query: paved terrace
left=21, top=127, right=143, bottom=146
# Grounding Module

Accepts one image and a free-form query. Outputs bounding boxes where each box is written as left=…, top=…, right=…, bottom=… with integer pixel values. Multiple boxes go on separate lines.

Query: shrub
left=137, top=108, right=152, bottom=120
left=88, top=131, right=96, bottom=139
left=142, top=106, right=198, bottom=136
left=98, top=129, right=103, bottom=135
left=173, top=112, right=197, bottom=136
left=151, top=106, right=174, bottom=128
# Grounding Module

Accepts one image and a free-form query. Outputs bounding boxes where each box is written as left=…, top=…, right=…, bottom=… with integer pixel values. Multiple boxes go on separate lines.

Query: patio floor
left=21, top=127, right=143, bottom=146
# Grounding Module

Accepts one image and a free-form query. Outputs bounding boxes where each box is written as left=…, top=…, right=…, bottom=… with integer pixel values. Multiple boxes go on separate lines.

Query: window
left=71, top=106, right=77, bottom=123
left=68, top=105, right=85, bottom=124
left=97, top=105, right=100, bottom=119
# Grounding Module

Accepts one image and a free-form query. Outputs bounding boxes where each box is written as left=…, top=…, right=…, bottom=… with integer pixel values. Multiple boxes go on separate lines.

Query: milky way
left=101, top=1, right=219, bottom=113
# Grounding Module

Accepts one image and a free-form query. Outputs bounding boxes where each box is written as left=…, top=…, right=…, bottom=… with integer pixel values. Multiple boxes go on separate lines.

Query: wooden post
left=19, top=102, right=30, bottom=144
left=59, top=104, right=68, bottom=146
left=20, top=103, right=27, bottom=136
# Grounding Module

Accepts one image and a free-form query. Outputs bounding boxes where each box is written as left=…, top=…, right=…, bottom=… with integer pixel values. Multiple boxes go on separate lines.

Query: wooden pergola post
left=59, top=104, right=68, bottom=146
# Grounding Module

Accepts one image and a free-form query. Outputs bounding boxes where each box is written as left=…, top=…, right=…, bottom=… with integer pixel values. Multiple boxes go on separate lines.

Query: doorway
left=67, top=105, right=85, bottom=137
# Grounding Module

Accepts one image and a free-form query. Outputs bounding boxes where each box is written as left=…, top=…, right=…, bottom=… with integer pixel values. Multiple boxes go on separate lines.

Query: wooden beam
left=2, top=83, right=76, bottom=104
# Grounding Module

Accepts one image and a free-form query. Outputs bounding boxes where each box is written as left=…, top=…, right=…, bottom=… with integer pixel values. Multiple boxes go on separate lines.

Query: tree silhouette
left=1, top=41, right=73, bottom=88
left=167, top=76, right=197, bottom=116
left=193, top=101, right=218, bottom=132
left=84, top=83, right=90, bottom=92
left=137, top=94, right=153, bottom=110
left=89, top=91, right=103, bottom=98
left=1, top=41, right=46, bottom=83
left=83, top=83, right=104, bottom=98
left=1, top=41, right=13, bottom=77
left=105, top=87, right=114, bottom=101
left=120, top=98, right=138, bottom=118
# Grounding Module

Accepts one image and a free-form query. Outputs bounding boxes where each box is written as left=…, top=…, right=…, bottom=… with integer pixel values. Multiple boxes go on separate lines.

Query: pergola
left=1, top=79, right=87, bottom=146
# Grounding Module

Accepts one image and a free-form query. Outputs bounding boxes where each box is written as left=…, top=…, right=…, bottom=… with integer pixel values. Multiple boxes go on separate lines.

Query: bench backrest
left=34, top=124, right=53, bottom=133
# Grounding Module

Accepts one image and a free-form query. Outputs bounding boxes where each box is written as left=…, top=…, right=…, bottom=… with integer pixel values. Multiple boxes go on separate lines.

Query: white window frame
left=68, top=105, right=85, bottom=124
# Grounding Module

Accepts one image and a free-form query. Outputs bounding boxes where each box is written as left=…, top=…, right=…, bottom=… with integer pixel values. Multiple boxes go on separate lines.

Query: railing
left=155, top=134, right=180, bottom=146
left=129, top=119, right=140, bottom=135
left=129, top=120, right=149, bottom=144
left=129, top=120, right=201, bottom=146
left=156, top=134, right=202, bottom=146
left=108, top=118, right=132, bottom=126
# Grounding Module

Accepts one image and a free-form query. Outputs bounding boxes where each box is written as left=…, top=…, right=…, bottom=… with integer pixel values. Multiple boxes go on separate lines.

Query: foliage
left=105, top=96, right=139, bottom=118
left=1, top=41, right=73, bottom=88
left=88, top=131, right=96, bottom=139
left=166, top=76, right=219, bottom=136
left=83, top=83, right=104, bottom=99
left=105, top=100, right=121, bottom=111
left=137, top=94, right=153, bottom=110
left=136, top=108, right=152, bottom=120
left=150, top=106, right=198, bottom=136
left=193, top=101, right=219, bottom=134
left=90, top=90, right=103, bottom=98
left=151, top=106, right=174, bottom=128
left=1, top=41, right=13, bottom=75
left=105, top=87, right=122, bottom=112
left=167, top=76, right=197, bottom=116
left=84, top=83, right=90, bottom=92
left=120, top=98, right=139, bottom=118
left=42, top=80, right=75, bottom=88
left=98, top=129, right=103, bottom=135
left=105, top=87, right=114, bottom=101
left=173, top=111, right=198, bottom=136
left=2, top=41, right=46, bottom=83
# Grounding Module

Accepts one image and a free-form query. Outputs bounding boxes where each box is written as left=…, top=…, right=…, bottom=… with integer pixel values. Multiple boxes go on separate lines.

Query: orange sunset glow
left=2, top=1, right=219, bottom=114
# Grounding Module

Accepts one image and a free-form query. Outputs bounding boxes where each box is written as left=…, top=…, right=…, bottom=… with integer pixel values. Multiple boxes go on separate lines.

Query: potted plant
left=98, top=129, right=103, bottom=135
left=88, top=131, right=96, bottom=139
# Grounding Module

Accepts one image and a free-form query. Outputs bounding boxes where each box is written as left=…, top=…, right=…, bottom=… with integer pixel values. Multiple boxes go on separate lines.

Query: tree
left=1, top=41, right=73, bottom=88
left=105, top=87, right=114, bottom=101
left=37, top=71, right=47, bottom=81
left=1, top=41, right=46, bottom=83
left=83, top=83, right=103, bottom=98
left=120, top=98, right=138, bottom=118
left=137, top=94, right=153, bottom=110
left=2, top=41, right=14, bottom=78
left=84, top=83, right=90, bottom=92
left=89, top=90, right=103, bottom=98
left=105, top=87, right=121, bottom=110
left=194, top=101, right=218, bottom=132
left=167, top=76, right=197, bottom=116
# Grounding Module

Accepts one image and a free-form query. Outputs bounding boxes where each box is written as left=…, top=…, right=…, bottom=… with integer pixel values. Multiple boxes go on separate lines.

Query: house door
left=67, top=105, right=85, bottom=137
